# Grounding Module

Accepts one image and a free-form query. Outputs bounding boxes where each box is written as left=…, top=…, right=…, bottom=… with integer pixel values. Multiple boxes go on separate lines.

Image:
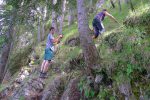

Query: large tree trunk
left=0, top=15, right=14, bottom=83
left=77, top=0, right=101, bottom=75
left=0, top=44, right=11, bottom=82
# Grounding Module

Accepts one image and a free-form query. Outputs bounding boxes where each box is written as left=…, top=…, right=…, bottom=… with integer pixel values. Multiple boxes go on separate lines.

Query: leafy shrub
left=7, top=45, right=33, bottom=74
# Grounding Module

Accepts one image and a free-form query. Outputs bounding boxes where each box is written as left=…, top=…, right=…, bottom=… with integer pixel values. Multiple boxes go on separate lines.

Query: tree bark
left=110, top=0, right=115, bottom=8
left=41, top=3, right=47, bottom=41
left=37, top=17, right=41, bottom=42
left=77, top=0, right=101, bottom=75
left=118, top=0, right=122, bottom=12
left=68, top=8, right=74, bottom=25
left=0, top=44, right=11, bottom=82
left=51, top=0, right=59, bottom=33
left=125, top=0, right=129, bottom=4
left=52, top=10, right=58, bottom=34
left=0, top=15, right=14, bottom=83
left=88, top=0, right=94, bottom=13
left=59, top=0, right=66, bottom=34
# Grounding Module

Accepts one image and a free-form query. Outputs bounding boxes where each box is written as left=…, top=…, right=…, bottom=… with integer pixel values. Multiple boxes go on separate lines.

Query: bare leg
left=40, top=60, right=46, bottom=72
left=43, top=61, right=51, bottom=73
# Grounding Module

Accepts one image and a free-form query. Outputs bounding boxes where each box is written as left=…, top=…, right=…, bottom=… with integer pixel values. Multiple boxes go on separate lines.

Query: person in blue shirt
left=92, top=9, right=118, bottom=38
left=39, top=27, right=63, bottom=78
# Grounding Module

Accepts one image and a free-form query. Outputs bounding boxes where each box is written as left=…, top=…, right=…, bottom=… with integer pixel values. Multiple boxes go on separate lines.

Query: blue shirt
left=46, top=33, right=54, bottom=51
left=95, top=11, right=106, bottom=21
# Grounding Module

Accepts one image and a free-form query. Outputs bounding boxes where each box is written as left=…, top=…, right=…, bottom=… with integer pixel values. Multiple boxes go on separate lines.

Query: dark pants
left=92, top=18, right=104, bottom=38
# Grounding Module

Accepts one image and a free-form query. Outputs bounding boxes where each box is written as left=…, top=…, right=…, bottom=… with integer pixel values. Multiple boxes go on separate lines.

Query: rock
left=61, top=78, right=81, bottom=100
left=119, top=83, right=131, bottom=96
left=42, top=75, right=66, bottom=100
left=24, top=78, right=45, bottom=98
left=65, top=37, right=80, bottom=47
left=0, top=87, right=11, bottom=99
left=118, top=82, right=136, bottom=100
left=4, top=78, right=45, bottom=100
left=15, top=68, right=31, bottom=84
left=95, top=75, right=103, bottom=84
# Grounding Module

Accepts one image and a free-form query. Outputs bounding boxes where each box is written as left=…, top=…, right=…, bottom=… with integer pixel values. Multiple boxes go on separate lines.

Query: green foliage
left=1, top=0, right=150, bottom=100
left=97, top=86, right=116, bottom=100
left=52, top=0, right=63, bottom=13
left=124, top=3, right=150, bottom=28
left=84, top=89, right=95, bottom=98
left=68, top=0, right=77, bottom=9
left=8, top=45, right=33, bottom=74
left=0, top=84, right=7, bottom=92
left=78, top=77, right=95, bottom=99
left=19, top=96, right=25, bottom=100
left=126, top=64, right=134, bottom=76
left=104, top=31, right=123, bottom=48
left=0, top=35, right=7, bottom=48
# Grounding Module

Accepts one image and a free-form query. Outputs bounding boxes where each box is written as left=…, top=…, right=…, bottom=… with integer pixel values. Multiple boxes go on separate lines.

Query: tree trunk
left=41, top=4, right=47, bottom=41
left=110, top=0, right=115, bottom=8
left=0, top=15, right=14, bottom=83
left=51, top=0, right=59, bottom=34
left=59, top=0, right=66, bottom=34
left=88, top=0, right=94, bottom=13
left=37, top=17, right=41, bottom=42
left=77, top=0, right=101, bottom=75
left=41, top=20, right=45, bottom=41
left=68, top=8, right=74, bottom=26
left=129, top=0, right=134, bottom=11
left=125, top=0, right=129, bottom=4
left=0, top=44, right=11, bottom=83
left=118, top=0, right=122, bottom=12
left=95, top=0, right=105, bottom=13
left=52, top=10, right=58, bottom=34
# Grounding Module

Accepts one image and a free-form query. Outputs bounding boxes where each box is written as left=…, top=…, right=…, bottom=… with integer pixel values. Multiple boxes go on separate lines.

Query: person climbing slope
left=92, top=9, right=119, bottom=39
left=39, top=27, right=63, bottom=78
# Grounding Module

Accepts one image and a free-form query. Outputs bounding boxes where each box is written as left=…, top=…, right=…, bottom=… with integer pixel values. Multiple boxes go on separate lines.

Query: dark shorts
left=44, top=48, right=54, bottom=61
left=92, top=18, right=104, bottom=38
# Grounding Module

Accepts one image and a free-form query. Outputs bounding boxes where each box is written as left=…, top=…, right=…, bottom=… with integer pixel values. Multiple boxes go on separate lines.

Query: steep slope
left=0, top=1, right=150, bottom=100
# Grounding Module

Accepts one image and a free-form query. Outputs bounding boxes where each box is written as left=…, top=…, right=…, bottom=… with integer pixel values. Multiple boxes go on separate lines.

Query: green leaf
left=127, top=64, right=133, bottom=76
left=85, top=89, right=90, bottom=98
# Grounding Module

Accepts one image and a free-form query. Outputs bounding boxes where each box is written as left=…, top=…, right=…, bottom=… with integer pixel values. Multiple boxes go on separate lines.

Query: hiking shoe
left=42, top=73, right=48, bottom=79
left=39, top=72, right=45, bottom=78
left=39, top=72, right=48, bottom=79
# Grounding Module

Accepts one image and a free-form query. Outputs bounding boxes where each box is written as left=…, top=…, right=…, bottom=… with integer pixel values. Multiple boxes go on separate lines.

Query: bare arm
left=52, top=35, right=63, bottom=44
left=104, top=11, right=118, bottom=23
